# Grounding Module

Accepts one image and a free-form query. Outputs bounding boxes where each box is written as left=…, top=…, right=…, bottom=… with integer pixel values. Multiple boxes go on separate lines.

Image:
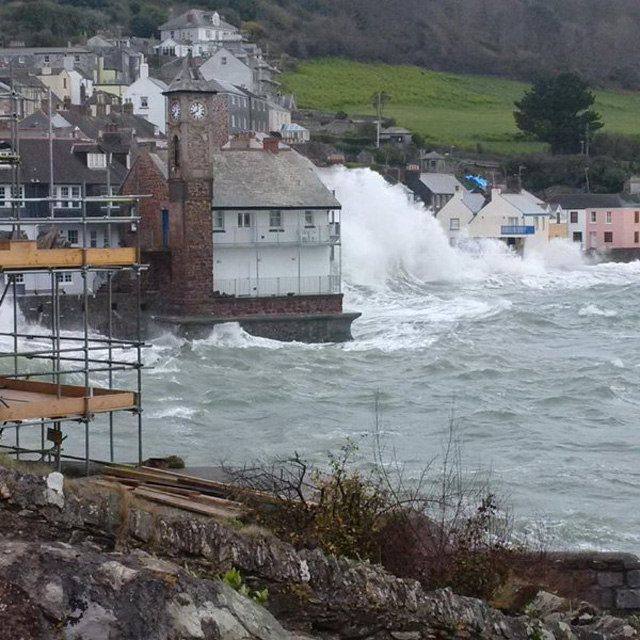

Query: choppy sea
left=8, top=167, right=640, bottom=553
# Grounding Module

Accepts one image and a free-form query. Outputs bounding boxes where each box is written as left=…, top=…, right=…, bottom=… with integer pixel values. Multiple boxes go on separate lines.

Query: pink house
left=586, top=204, right=640, bottom=252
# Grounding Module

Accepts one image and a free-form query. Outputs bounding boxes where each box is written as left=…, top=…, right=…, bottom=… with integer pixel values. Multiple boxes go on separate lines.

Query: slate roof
left=418, top=173, right=463, bottom=195
left=549, top=193, right=632, bottom=209
left=159, top=10, right=238, bottom=33
left=166, top=55, right=223, bottom=93
left=0, top=137, right=127, bottom=185
left=462, top=192, right=485, bottom=213
left=501, top=193, right=548, bottom=214
left=211, top=148, right=341, bottom=210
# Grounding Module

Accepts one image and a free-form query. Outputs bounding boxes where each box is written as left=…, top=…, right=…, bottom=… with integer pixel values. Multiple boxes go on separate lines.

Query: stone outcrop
left=0, top=464, right=638, bottom=639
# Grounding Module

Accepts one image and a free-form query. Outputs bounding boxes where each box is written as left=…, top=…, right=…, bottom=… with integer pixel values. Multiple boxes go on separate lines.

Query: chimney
left=230, top=132, right=255, bottom=150
left=262, top=137, right=279, bottom=154
left=139, top=62, right=149, bottom=79
left=123, top=99, right=133, bottom=115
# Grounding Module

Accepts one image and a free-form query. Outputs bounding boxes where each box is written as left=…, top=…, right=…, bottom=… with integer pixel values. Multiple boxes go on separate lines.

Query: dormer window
left=87, top=153, right=107, bottom=169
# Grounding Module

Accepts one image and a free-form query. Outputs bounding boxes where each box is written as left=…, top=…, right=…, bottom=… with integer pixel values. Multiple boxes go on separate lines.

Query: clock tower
left=163, top=56, right=229, bottom=312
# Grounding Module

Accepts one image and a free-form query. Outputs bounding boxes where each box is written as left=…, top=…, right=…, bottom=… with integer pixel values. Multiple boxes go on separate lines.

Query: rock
left=0, top=538, right=305, bottom=639
left=44, top=472, right=64, bottom=509
left=531, top=590, right=569, bottom=617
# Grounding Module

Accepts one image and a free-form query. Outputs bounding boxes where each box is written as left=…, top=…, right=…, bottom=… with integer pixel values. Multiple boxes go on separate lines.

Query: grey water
left=13, top=167, right=640, bottom=553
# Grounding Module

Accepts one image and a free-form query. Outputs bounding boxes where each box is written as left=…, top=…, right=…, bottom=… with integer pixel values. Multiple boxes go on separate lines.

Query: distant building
left=404, top=169, right=465, bottom=212
left=123, top=61, right=168, bottom=133
left=157, top=9, right=242, bottom=56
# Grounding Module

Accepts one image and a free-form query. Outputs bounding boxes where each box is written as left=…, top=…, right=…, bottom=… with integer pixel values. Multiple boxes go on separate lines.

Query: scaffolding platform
left=0, top=377, right=137, bottom=422
left=0, top=240, right=137, bottom=269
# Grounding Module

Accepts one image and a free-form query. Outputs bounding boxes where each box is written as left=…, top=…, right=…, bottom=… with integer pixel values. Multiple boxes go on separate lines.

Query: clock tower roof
left=164, top=54, right=222, bottom=95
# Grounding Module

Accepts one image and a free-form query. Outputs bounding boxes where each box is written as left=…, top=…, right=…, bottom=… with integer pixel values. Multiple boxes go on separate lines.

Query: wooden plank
left=0, top=240, right=136, bottom=269
left=133, top=487, right=244, bottom=519
left=0, top=390, right=136, bottom=421
left=103, top=466, right=182, bottom=485
left=0, top=377, right=133, bottom=398
left=138, top=466, right=280, bottom=504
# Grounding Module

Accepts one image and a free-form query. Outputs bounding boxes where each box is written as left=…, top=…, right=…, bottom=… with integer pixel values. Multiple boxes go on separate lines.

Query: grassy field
left=280, top=60, right=640, bottom=154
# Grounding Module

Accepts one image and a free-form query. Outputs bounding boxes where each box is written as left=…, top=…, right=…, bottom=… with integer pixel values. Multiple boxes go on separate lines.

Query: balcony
left=213, top=275, right=340, bottom=297
left=213, top=224, right=339, bottom=246
left=500, top=225, right=535, bottom=236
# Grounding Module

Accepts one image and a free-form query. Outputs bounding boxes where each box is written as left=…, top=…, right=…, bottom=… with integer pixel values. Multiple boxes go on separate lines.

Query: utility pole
left=585, top=167, right=590, bottom=193
left=375, top=91, right=381, bottom=149
left=585, top=121, right=590, bottom=158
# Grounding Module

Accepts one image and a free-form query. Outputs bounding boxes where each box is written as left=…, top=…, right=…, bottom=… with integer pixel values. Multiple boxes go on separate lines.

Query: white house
left=123, top=62, right=168, bottom=133
left=210, top=135, right=342, bottom=297
left=267, top=99, right=291, bottom=133
left=158, top=10, right=242, bottom=55
left=437, top=187, right=550, bottom=253
left=280, top=123, right=310, bottom=143
left=199, top=47, right=253, bottom=89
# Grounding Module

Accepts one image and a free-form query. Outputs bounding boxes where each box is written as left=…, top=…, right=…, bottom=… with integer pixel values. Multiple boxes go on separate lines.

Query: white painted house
left=199, top=47, right=253, bottom=89
left=123, top=62, right=168, bottom=133
left=157, top=9, right=242, bottom=57
left=210, top=136, right=341, bottom=297
left=437, top=187, right=550, bottom=253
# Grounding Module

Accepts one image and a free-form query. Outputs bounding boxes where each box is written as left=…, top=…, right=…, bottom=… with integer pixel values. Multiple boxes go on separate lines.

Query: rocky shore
left=0, top=463, right=637, bottom=639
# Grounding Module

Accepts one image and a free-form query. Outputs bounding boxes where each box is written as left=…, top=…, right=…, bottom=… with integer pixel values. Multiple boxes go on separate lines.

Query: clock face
left=190, top=101, right=206, bottom=120
left=170, top=100, right=181, bottom=121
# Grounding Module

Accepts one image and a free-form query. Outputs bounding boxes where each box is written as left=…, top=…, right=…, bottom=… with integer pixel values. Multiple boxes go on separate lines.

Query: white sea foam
left=319, top=167, right=590, bottom=289
left=579, top=304, right=618, bottom=318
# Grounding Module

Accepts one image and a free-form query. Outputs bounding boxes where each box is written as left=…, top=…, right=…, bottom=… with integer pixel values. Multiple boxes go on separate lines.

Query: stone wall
left=18, top=293, right=359, bottom=343
left=550, top=552, right=640, bottom=613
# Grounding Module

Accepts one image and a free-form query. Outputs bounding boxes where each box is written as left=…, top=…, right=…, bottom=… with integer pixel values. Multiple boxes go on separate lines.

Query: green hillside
left=281, top=60, right=640, bottom=154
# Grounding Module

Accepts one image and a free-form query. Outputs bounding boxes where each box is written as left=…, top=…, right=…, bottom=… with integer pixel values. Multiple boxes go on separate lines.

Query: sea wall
left=17, top=293, right=360, bottom=343
left=549, top=552, right=640, bottom=613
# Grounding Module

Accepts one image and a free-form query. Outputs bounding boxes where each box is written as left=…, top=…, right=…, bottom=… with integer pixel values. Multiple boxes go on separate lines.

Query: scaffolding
left=0, top=87, right=147, bottom=474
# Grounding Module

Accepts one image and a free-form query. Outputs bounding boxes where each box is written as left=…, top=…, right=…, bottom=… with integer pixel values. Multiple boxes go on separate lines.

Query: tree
left=514, top=72, right=603, bottom=154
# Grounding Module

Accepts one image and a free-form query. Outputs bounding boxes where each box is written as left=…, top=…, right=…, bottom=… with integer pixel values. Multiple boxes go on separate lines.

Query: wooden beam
left=0, top=240, right=137, bottom=269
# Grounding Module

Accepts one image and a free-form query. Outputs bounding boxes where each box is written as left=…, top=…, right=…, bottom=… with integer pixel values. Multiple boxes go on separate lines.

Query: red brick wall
left=165, top=294, right=343, bottom=317
left=120, top=150, right=169, bottom=251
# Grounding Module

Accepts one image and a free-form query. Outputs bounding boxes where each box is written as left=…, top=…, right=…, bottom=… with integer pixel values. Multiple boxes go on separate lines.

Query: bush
left=227, top=423, right=518, bottom=600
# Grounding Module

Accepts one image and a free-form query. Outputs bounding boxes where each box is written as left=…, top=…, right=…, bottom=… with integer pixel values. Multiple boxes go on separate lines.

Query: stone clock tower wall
left=164, top=85, right=229, bottom=312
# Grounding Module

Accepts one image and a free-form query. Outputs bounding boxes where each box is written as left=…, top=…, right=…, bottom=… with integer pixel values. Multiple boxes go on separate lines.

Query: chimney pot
left=263, top=137, right=279, bottom=154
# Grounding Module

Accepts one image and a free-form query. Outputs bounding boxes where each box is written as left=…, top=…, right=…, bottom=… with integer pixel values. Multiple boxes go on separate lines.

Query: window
left=604, top=231, right=613, bottom=243
left=590, top=211, right=597, bottom=223
left=304, top=210, right=314, bottom=226
left=573, top=232, right=582, bottom=243
left=450, top=218, right=460, bottom=231
left=90, top=230, right=97, bottom=247
left=87, top=153, right=107, bottom=169
left=43, top=55, right=50, bottom=64
left=237, top=212, right=251, bottom=227
left=63, top=78, right=67, bottom=89
left=221, top=56, right=227, bottom=65
left=18, top=56, right=24, bottom=64
left=507, top=216, right=518, bottom=226
left=74, top=55, right=80, bottom=63
left=12, top=273, right=24, bottom=284
left=570, top=211, right=578, bottom=224
left=636, top=211, right=639, bottom=224
left=140, top=96, right=149, bottom=109
left=0, top=185, right=25, bottom=208
left=606, top=211, right=612, bottom=224
left=56, top=272, right=73, bottom=283
left=231, top=114, right=236, bottom=127
left=213, top=211, right=224, bottom=230
left=67, top=229, right=78, bottom=245
left=269, top=210, right=282, bottom=228
left=55, top=185, right=81, bottom=208
left=635, top=231, right=639, bottom=244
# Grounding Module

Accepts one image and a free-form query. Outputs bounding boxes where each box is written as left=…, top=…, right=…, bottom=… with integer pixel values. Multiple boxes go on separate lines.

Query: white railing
left=213, top=275, right=340, bottom=297
left=213, top=224, right=339, bottom=246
